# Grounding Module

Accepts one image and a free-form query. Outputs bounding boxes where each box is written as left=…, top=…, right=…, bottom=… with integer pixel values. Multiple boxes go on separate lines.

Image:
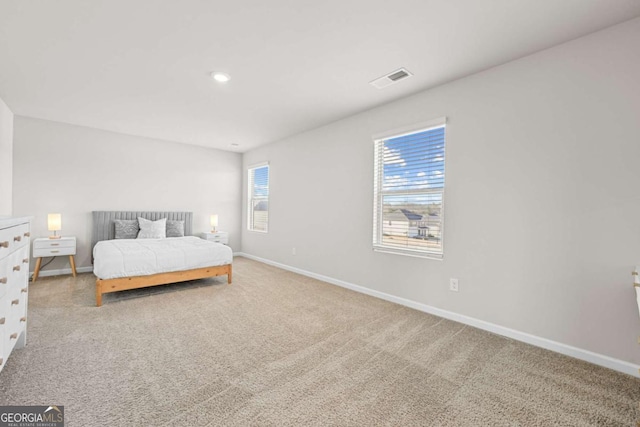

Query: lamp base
left=210, top=228, right=217, bottom=233
left=49, top=235, right=61, bottom=239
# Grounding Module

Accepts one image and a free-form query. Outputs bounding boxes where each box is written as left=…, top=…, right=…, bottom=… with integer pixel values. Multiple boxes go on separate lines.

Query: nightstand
left=201, top=231, right=229, bottom=245
left=32, top=236, right=77, bottom=282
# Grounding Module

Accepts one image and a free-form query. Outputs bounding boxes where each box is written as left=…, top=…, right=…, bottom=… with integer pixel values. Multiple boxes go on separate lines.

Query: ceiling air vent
left=369, top=68, right=413, bottom=89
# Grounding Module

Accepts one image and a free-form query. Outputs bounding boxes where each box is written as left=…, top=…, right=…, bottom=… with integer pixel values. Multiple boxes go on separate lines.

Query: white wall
left=13, top=116, right=242, bottom=270
left=0, top=96, right=13, bottom=215
left=242, top=18, right=640, bottom=365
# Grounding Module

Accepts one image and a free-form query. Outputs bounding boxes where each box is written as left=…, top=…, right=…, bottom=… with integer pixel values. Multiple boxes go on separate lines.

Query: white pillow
left=137, top=217, right=167, bottom=239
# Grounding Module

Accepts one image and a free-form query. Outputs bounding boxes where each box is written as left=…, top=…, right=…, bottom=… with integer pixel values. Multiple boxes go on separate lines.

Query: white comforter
left=93, top=236, right=232, bottom=279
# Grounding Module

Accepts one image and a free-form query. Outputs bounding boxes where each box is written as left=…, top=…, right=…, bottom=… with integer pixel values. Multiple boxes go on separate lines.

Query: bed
left=92, top=211, right=232, bottom=306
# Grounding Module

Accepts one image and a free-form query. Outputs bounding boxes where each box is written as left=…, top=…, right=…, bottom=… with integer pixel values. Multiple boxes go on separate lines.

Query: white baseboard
left=236, top=252, right=640, bottom=378
left=31, top=266, right=94, bottom=279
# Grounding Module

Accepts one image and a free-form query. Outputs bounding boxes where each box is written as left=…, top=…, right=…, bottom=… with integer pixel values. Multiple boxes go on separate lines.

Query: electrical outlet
left=449, top=278, right=459, bottom=292
left=292, top=247, right=297, bottom=256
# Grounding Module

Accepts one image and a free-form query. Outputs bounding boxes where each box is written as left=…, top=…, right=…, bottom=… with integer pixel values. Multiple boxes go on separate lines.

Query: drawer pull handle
left=0, top=317, right=5, bottom=325
left=50, top=250, right=60, bottom=254
left=0, top=277, right=6, bottom=284
left=0, top=241, right=8, bottom=248
left=51, top=243, right=60, bottom=246
left=23, top=258, right=29, bottom=264
left=21, top=288, right=28, bottom=293
left=11, top=299, right=19, bottom=305
left=13, top=265, right=20, bottom=272
left=24, top=232, right=30, bottom=237
left=20, top=317, right=26, bottom=323
left=10, top=333, right=18, bottom=340
left=14, top=235, right=21, bottom=242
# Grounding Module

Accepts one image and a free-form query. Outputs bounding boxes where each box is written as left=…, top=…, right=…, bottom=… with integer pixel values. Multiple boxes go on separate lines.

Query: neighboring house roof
left=400, top=209, right=423, bottom=221
left=386, top=209, right=423, bottom=222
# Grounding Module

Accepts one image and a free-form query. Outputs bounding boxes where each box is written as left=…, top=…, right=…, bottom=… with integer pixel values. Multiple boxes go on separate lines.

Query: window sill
left=373, top=246, right=443, bottom=260
left=247, top=229, right=268, bottom=234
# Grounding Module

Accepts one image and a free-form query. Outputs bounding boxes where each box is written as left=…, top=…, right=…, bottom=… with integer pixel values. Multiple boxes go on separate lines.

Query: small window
left=373, top=118, right=446, bottom=258
left=248, top=163, right=269, bottom=232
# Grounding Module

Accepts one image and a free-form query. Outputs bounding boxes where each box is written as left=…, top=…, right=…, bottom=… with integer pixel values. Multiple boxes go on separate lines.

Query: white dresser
left=0, top=216, right=31, bottom=372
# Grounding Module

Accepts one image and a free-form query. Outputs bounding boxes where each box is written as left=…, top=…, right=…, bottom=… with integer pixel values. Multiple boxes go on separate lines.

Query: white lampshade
left=48, top=213, right=62, bottom=231
left=210, top=214, right=218, bottom=232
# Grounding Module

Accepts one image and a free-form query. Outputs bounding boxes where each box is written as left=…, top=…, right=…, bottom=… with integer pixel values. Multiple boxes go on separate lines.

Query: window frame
left=372, top=117, right=447, bottom=259
left=247, top=162, right=270, bottom=233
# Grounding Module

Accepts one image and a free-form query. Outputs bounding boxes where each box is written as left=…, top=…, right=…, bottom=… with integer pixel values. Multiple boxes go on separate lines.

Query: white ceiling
left=1, top=1, right=639, bottom=153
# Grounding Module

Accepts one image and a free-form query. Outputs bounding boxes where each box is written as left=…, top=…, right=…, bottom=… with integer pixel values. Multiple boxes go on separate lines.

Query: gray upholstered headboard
left=91, top=211, right=193, bottom=252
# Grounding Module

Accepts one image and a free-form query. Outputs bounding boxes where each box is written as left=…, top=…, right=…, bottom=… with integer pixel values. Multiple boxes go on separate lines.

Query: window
left=373, top=118, right=446, bottom=258
left=248, top=163, right=269, bottom=232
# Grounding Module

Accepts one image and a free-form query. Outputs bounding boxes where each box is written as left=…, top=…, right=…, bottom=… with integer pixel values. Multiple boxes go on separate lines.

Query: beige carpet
left=0, top=257, right=638, bottom=426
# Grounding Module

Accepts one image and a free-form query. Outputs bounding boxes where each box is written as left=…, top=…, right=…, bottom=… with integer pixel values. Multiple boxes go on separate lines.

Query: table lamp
left=210, top=214, right=218, bottom=233
left=48, top=213, right=62, bottom=239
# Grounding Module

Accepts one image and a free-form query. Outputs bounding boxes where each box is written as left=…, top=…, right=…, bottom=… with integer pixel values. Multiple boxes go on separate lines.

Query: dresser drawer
left=34, top=246, right=75, bottom=257
left=0, top=256, right=8, bottom=299
left=4, top=247, right=29, bottom=297
left=9, top=247, right=29, bottom=290
left=1, top=292, right=25, bottom=361
left=8, top=282, right=28, bottom=318
left=0, top=224, right=30, bottom=258
left=34, top=238, right=75, bottom=250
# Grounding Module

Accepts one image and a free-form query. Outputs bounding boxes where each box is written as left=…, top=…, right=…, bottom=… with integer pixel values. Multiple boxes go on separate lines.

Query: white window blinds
left=248, top=163, right=269, bottom=232
left=373, top=119, right=446, bottom=258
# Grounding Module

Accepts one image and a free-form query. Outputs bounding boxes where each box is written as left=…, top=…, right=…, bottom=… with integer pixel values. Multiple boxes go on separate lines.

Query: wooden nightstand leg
left=32, top=257, right=42, bottom=282
left=69, top=255, right=77, bottom=277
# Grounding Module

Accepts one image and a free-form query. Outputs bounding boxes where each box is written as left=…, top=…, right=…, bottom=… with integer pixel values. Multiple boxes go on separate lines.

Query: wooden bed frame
left=95, top=264, right=232, bottom=307
left=92, top=211, right=232, bottom=307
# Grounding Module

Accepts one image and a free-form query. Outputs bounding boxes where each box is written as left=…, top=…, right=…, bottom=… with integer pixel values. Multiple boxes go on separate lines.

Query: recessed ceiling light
left=211, top=72, right=230, bottom=83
